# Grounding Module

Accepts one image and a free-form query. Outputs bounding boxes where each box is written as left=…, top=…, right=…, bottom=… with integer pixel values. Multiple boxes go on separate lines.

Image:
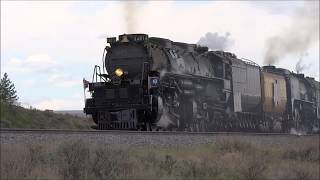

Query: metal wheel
left=294, top=108, right=301, bottom=130
left=143, top=115, right=152, bottom=131
left=293, top=107, right=308, bottom=133
left=178, top=98, right=193, bottom=131
left=146, top=122, right=152, bottom=131
left=200, top=112, right=209, bottom=132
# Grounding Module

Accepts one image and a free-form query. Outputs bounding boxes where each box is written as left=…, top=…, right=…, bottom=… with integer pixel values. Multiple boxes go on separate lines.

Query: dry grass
left=0, top=102, right=94, bottom=129
left=1, top=136, right=319, bottom=180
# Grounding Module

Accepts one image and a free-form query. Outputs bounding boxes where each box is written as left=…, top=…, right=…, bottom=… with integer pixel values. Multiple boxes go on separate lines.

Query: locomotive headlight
left=115, top=68, right=124, bottom=77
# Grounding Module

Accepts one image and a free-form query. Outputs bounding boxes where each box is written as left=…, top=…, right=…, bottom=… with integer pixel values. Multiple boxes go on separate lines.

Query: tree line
left=0, top=73, right=18, bottom=105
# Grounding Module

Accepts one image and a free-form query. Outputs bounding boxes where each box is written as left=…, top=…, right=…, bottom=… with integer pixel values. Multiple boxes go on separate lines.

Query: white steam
left=156, top=110, right=174, bottom=129
left=290, top=128, right=305, bottom=136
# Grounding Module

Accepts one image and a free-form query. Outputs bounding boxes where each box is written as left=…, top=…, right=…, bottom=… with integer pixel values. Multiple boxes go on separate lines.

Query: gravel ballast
left=1, top=130, right=318, bottom=146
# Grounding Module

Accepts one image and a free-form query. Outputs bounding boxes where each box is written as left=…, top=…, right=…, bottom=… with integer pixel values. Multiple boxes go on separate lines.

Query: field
left=1, top=136, right=319, bottom=180
left=0, top=103, right=93, bottom=129
left=1, top=103, right=319, bottom=180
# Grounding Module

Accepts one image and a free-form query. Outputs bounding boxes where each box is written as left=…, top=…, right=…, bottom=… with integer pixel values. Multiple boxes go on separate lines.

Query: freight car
left=83, top=34, right=319, bottom=133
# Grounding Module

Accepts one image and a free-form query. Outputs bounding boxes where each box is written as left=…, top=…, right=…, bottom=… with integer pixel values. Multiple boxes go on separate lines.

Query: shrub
left=1, top=137, right=319, bottom=180
left=26, top=144, right=45, bottom=169
left=159, top=155, right=176, bottom=175
left=57, top=141, right=90, bottom=180
left=0, top=145, right=37, bottom=179
left=239, top=155, right=267, bottom=180
left=282, top=146, right=320, bottom=162
left=217, top=137, right=254, bottom=153
left=91, top=146, right=133, bottom=180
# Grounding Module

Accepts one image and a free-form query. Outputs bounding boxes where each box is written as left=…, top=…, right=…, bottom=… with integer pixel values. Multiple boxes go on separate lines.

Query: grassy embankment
left=0, top=102, right=93, bottom=129
left=1, top=136, right=319, bottom=180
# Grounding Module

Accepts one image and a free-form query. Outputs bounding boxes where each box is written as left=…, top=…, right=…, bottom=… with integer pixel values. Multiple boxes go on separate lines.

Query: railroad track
left=1, top=128, right=318, bottom=146
left=0, top=128, right=316, bottom=136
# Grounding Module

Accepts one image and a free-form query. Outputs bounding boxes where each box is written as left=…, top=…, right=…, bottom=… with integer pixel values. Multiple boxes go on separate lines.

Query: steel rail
left=0, top=128, right=317, bottom=136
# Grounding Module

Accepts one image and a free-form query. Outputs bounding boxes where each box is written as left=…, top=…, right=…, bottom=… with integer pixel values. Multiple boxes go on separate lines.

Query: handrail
left=92, top=65, right=102, bottom=82
left=102, top=47, right=107, bottom=74
left=92, top=65, right=109, bottom=83
left=241, top=58, right=260, bottom=67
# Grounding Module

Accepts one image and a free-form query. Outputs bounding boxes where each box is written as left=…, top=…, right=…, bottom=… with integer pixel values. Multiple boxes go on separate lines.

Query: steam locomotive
left=84, top=34, right=320, bottom=133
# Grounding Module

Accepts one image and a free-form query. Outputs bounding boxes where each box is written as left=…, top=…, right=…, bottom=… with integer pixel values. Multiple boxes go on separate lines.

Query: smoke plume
left=197, top=32, right=234, bottom=50
left=124, top=2, right=139, bottom=33
left=295, top=52, right=311, bottom=74
left=264, top=3, right=319, bottom=65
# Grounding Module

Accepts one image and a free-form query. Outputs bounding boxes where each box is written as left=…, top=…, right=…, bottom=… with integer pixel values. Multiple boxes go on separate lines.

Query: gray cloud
left=5, top=54, right=61, bottom=74
left=197, top=32, right=234, bottom=50
left=264, top=2, right=319, bottom=65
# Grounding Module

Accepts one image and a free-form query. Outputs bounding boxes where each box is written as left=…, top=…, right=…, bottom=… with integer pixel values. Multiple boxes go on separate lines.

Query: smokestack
left=263, top=2, right=319, bottom=65
left=197, top=32, right=234, bottom=51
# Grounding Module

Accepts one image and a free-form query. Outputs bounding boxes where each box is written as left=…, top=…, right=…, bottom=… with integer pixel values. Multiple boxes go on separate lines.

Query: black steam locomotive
left=84, top=34, right=320, bottom=133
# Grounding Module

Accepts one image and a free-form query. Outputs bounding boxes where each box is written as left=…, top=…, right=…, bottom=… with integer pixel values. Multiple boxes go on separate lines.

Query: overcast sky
left=1, top=1, right=319, bottom=110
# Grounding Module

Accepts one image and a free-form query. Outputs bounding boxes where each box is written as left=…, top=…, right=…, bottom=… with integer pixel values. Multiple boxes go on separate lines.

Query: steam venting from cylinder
left=197, top=32, right=234, bottom=50
left=124, top=2, right=139, bottom=33
left=263, top=2, right=319, bottom=65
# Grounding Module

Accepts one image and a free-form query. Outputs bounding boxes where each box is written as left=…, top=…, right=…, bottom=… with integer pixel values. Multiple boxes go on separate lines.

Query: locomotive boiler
left=84, top=33, right=319, bottom=133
